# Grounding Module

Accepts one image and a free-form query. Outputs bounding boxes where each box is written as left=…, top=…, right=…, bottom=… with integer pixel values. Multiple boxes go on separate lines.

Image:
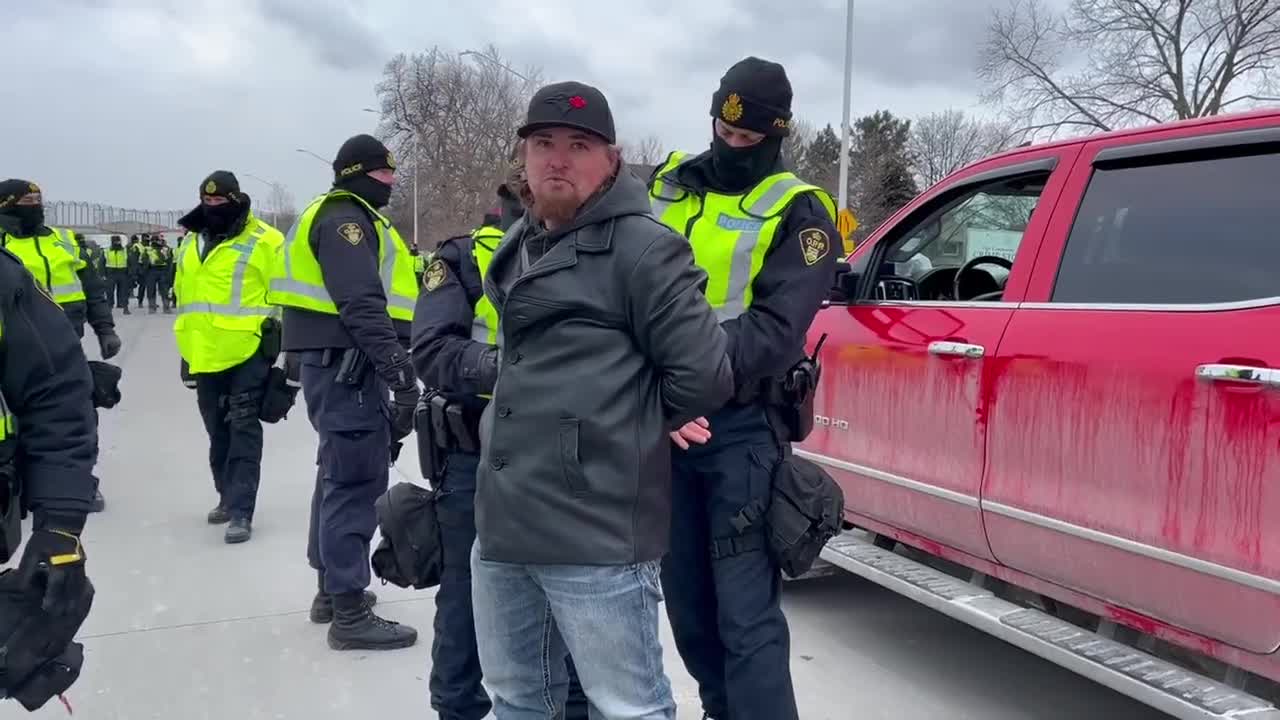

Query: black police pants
left=662, top=404, right=798, bottom=720
left=135, top=274, right=145, bottom=306
left=432, top=451, right=590, bottom=720
left=194, top=354, right=268, bottom=520
left=301, top=349, right=390, bottom=595
left=145, top=270, right=171, bottom=310
left=107, top=270, right=131, bottom=310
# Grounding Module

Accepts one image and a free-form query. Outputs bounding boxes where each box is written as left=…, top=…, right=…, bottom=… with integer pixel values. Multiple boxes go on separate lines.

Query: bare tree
left=980, top=0, right=1280, bottom=139
left=910, top=110, right=1014, bottom=187
left=620, top=134, right=666, bottom=166
left=374, top=44, right=543, bottom=245
left=781, top=117, right=816, bottom=170
left=263, top=183, right=297, bottom=231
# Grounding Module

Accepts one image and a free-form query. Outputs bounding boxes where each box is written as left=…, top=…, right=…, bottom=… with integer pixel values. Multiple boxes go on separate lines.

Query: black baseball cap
left=517, top=81, right=616, bottom=145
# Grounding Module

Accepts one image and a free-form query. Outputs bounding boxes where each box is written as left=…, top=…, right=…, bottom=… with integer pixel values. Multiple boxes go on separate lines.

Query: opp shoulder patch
left=337, top=222, right=364, bottom=245
left=423, top=257, right=448, bottom=292
left=799, top=228, right=830, bottom=267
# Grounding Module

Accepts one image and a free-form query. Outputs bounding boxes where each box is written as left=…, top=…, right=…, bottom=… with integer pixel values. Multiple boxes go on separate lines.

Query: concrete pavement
left=13, top=312, right=1171, bottom=719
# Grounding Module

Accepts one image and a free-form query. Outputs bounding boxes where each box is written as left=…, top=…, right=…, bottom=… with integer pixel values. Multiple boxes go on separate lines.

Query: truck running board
left=820, top=532, right=1280, bottom=720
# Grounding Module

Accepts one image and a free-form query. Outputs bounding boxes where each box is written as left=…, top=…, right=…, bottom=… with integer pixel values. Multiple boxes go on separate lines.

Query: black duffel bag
left=371, top=482, right=443, bottom=590
left=766, top=452, right=845, bottom=578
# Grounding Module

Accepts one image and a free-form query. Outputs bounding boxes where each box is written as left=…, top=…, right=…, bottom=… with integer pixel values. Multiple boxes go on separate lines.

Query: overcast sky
left=8, top=0, right=1031, bottom=213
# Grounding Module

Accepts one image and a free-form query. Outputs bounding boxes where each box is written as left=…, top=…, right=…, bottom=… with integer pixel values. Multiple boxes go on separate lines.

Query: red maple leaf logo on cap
left=568, top=95, right=587, bottom=109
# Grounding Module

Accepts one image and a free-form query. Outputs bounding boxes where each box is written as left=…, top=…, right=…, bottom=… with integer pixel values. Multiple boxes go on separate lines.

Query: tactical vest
left=149, top=246, right=171, bottom=267
left=173, top=215, right=284, bottom=374
left=0, top=227, right=86, bottom=305
left=469, top=225, right=504, bottom=345
left=268, top=191, right=417, bottom=321
left=649, top=151, right=836, bottom=322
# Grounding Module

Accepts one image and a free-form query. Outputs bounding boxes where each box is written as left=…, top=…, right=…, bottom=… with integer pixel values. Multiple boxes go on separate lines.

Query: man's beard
left=530, top=183, right=581, bottom=226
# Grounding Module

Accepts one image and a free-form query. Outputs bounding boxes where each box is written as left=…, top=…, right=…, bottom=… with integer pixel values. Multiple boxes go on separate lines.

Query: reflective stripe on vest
left=175, top=224, right=281, bottom=319
left=1, top=227, right=86, bottom=304
left=650, top=151, right=836, bottom=321
left=470, top=226, right=503, bottom=344
left=269, top=191, right=416, bottom=320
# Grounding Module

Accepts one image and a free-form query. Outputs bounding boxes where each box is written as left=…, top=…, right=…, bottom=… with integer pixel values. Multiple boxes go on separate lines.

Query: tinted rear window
left=1053, top=148, right=1280, bottom=304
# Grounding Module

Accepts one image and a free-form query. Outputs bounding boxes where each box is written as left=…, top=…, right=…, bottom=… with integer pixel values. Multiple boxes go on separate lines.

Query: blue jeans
left=471, top=543, right=675, bottom=720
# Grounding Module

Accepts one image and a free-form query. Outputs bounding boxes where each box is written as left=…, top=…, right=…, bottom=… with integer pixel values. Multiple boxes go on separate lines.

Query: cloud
left=4, top=0, right=1014, bottom=218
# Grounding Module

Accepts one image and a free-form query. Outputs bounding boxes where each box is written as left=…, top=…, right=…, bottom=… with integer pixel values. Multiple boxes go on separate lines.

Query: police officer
left=146, top=234, right=174, bottom=314
left=175, top=172, right=284, bottom=544
left=267, top=134, right=419, bottom=651
left=134, top=235, right=150, bottom=309
left=648, top=57, right=839, bottom=720
left=410, top=183, right=592, bottom=720
left=0, top=179, right=118, bottom=514
left=105, top=235, right=131, bottom=314
left=0, top=246, right=97, bottom=711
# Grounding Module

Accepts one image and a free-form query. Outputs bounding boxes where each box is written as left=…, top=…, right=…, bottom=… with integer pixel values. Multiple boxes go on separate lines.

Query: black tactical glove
left=87, top=361, right=123, bottom=409
left=18, top=521, right=89, bottom=619
left=391, top=387, right=419, bottom=442
left=97, top=330, right=121, bottom=360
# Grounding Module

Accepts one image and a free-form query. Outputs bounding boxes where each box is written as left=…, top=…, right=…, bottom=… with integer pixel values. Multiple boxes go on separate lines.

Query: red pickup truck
left=802, top=108, right=1280, bottom=719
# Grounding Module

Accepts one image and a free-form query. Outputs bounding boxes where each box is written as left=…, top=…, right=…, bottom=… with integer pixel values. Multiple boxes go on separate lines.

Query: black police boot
left=207, top=504, right=230, bottom=524
left=224, top=517, right=252, bottom=544
left=326, top=592, right=416, bottom=651
left=90, top=490, right=105, bottom=513
left=122, top=306, right=131, bottom=315
left=310, top=572, right=378, bottom=624
left=148, top=306, right=157, bottom=315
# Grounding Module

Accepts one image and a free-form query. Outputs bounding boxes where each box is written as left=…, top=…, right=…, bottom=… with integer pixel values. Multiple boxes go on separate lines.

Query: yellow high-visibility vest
left=0, top=227, right=87, bottom=305
left=267, top=191, right=416, bottom=321
left=649, top=151, right=836, bottom=321
left=105, top=247, right=128, bottom=269
left=469, top=225, right=504, bottom=345
left=173, top=214, right=284, bottom=374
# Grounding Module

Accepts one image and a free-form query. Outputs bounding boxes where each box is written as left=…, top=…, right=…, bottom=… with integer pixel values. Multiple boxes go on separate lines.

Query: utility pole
left=837, top=0, right=855, bottom=214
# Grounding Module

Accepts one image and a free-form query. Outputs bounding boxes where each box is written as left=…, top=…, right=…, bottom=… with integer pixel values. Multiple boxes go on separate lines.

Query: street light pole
left=295, top=148, right=331, bottom=165
left=460, top=50, right=528, bottom=81
left=243, top=172, right=284, bottom=227
left=837, top=0, right=855, bottom=214
left=363, top=107, right=419, bottom=249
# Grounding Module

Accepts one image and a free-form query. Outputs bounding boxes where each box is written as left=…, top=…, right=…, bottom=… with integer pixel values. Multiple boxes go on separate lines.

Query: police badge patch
left=338, top=222, right=364, bottom=245
left=799, top=228, right=830, bottom=266
left=423, top=258, right=447, bottom=292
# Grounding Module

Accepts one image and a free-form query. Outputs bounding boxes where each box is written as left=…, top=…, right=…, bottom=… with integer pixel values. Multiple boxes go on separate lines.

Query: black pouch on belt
left=87, top=361, right=123, bottom=409
left=765, top=451, right=845, bottom=578
left=415, top=391, right=444, bottom=483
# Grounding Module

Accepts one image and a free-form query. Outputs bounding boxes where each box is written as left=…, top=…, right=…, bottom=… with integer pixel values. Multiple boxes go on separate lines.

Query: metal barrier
left=44, top=201, right=185, bottom=232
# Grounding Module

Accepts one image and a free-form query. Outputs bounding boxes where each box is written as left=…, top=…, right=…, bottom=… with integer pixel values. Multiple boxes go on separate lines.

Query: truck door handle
left=928, top=341, right=985, bottom=359
left=1195, top=364, right=1280, bottom=387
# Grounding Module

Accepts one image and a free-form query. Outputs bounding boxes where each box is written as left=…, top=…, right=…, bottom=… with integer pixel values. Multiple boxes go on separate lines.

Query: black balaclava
left=332, top=134, right=396, bottom=209
left=705, top=57, right=794, bottom=193
left=180, top=171, right=250, bottom=238
left=110, top=235, right=123, bottom=247
left=0, top=179, right=47, bottom=236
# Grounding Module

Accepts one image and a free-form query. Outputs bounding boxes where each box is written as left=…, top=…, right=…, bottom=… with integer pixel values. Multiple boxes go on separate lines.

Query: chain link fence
left=44, top=201, right=185, bottom=231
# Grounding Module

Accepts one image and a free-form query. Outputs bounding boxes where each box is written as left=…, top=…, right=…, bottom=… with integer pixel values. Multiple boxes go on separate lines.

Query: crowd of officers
left=0, top=55, right=838, bottom=720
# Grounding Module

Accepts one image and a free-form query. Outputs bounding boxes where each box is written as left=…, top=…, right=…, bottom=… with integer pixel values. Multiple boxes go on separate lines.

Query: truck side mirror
left=827, top=261, right=859, bottom=304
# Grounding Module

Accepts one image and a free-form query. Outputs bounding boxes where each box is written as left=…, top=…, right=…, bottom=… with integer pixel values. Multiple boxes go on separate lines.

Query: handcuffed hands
left=670, top=417, right=712, bottom=450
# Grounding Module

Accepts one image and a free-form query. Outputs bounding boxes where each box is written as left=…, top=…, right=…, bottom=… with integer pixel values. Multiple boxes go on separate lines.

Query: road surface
left=16, top=313, right=1173, bottom=720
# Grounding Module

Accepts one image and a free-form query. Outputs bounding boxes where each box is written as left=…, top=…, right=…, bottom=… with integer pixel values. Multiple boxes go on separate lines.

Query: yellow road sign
left=837, top=209, right=859, bottom=254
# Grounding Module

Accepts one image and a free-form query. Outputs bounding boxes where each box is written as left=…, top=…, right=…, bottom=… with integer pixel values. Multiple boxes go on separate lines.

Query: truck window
left=873, top=173, right=1048, bottom=302
left=1053, top=148, right=1280, bottom=305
